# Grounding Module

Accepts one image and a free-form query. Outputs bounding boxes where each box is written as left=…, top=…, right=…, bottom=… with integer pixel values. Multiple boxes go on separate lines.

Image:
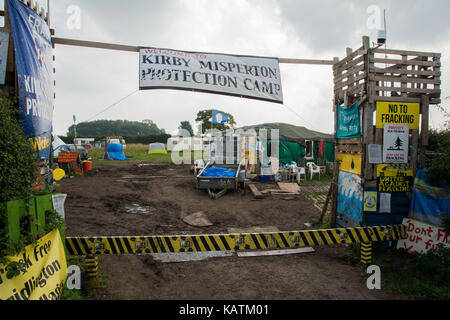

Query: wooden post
left=421, top=95, right=430, bottom=147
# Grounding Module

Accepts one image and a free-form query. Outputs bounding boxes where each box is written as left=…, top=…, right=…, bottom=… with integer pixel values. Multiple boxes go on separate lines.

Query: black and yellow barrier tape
left=66, top=225, right=406, bottom=256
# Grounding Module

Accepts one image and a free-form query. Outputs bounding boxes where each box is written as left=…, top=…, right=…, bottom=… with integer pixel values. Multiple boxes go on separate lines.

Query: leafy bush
left=0, top=96, right=38, bottom=202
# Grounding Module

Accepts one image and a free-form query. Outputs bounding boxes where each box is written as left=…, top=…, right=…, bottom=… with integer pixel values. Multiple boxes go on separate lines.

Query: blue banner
left=7, top=0, right=53, bottom=159
left=336, top=102, right=361, bottom=139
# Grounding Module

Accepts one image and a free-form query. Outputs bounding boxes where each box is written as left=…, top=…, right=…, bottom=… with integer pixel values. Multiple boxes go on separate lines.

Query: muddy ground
left=60, top=160, right=404, bottom=300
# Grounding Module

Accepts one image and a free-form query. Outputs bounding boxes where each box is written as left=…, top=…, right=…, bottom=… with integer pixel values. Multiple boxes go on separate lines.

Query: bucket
left=83, top=160, right=92, bottom=172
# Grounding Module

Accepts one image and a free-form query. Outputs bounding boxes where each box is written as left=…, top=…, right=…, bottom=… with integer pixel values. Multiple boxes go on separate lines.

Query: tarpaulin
left=106, top=143, right=129, bottom=160
left=7, top=0, right=54, bottom=159
left=202, top=167, right=237, bottom=177
left=409, top=168, right=450, bottom=227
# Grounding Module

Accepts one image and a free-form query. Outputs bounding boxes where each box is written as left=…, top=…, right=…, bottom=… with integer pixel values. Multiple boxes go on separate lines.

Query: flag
left=73, top=114, right=76, bottom=123
left=212, top=110, right=229, bottom=125
left=318, top=140, right=324, bottom=158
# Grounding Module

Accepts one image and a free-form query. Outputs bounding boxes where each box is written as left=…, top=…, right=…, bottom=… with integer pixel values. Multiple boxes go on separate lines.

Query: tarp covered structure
left=148, top=143, right=167, bottom=154
left=238, top=123, right=335, bottom=165
left=105, top=143, right=129, bottom=160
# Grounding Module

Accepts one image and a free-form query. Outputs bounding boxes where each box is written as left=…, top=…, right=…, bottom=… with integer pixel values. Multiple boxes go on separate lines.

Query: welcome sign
left=139, top=47, right=283, bottom=104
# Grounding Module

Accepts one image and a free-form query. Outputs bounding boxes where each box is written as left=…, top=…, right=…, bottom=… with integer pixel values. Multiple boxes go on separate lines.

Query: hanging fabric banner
left=139, top=47, right=283, bottom=104
left=336, top=102, right=361, bottom=139
left=7, top=0, right=54, bottom=159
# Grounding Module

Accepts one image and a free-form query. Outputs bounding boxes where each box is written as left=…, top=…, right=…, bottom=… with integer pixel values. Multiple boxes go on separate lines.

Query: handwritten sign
left=377, top=164, right=413, bottom=193
left=0, top=229, right=67, bottom=300
left=58, top=152, right=77, bottom=163
left=397, top=218, right=450, bottom=254
left=376, top=102, right=420, bottom=130
left=139, top=47, right=283, bottom=104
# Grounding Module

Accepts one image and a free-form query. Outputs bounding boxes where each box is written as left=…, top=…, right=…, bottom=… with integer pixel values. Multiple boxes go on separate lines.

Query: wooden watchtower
left=332, top=36, right=441, bottom=228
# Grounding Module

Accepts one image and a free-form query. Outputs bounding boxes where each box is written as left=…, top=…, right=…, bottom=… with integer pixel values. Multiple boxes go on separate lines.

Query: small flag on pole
left=212, top=110, right=229, bottom=124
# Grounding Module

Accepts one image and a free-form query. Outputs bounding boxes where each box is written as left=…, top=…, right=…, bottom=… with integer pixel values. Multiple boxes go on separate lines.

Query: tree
left=67, top=119, right=166, bottom=137
left=179, top=121, right=194, bottom=136
left=195, top=109, right=236, bottom=134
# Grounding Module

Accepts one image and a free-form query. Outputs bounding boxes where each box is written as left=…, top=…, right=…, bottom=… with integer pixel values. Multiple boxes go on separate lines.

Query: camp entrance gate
left=66, top=224, right=406, bottom=278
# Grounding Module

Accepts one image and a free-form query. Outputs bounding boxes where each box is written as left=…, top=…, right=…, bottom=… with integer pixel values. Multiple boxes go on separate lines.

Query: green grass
left=346, top=245, right=450, bottom=300
left=88, top=144, right=203, bottom=164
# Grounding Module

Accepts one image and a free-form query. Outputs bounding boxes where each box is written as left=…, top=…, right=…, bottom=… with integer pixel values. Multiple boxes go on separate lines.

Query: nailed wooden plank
left=278, top=58, right=334, bottom=65
left=52, top=37, right=140, bottom=52
left=374, top=86, right=440, bottom=95
left=248, top=183, right=264, bottom=199
left=237, top=247, right=315, bottom=257
left=333, top=55, right=365, bottom=75
left=421, top=95, right=430, bottom=147
left=372, top=48, right=441, bottom=58
left=371, top=57, right=439, bottom=67
left=333, top=46, right=366, bottom=70
left=412, top=130, right=419, bottom=175
left=277, top=183, right=300, bottom=194
left=370, top=67, right=440, bottom=77
left=369, top=75, right=441, bottom=85
left=334, top=72, right=367, bottom=90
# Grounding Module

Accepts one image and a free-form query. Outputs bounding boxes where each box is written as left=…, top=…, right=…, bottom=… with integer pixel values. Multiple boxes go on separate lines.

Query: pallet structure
left=332, top=36, right=441, bottom=228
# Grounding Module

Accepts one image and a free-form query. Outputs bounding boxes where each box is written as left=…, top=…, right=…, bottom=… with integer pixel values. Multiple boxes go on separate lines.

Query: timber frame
left=332, top=35, right=441, bottom=227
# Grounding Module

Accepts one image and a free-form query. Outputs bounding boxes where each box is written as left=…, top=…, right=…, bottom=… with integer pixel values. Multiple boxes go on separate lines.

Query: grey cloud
left=275, top=0, right=450, bottom=53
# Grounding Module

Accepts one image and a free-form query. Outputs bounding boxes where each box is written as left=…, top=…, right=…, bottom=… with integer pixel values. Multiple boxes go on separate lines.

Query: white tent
left=52, top=136, right=66, bottom=149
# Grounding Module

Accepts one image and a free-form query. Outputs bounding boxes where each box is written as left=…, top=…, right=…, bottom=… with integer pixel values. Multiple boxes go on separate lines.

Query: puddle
left=123, top=203, right=156, bottom=214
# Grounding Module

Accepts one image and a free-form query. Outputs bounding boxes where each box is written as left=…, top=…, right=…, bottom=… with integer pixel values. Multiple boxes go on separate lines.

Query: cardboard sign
left=58, top=152, right=77, bottom=163
left=336, top=153, right=362, bottom=175
left=383, top=124, right=409, bottom=163
left=376, top=102, right=420, bottom=129
left=397, top=218, right=450, bottom=254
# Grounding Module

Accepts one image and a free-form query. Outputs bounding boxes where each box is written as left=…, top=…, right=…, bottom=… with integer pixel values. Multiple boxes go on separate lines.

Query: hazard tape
left=65, top=225, right=406, bottom=256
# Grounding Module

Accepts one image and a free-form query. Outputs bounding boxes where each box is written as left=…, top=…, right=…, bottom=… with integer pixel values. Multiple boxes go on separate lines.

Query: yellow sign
left=376, top=102, right=420, bottom=130
left=364, top=191, right=378, bottom=212
left=376, top=163, right=413, bottom=177
left=376, top=164, right=414, bottom=193
left=0, top=229, right=67, bottom=300
left=336, top=153, right=362, bottom=175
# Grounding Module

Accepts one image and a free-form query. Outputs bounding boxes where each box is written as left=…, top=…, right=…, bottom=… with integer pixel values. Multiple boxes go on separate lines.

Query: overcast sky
left=21, top=0, right=450, bottom=136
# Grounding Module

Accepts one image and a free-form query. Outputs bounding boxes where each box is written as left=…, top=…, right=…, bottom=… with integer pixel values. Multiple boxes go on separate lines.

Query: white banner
left=139, top=47, right=283, bottom=103
left=383, top=124, right=409, bottom=163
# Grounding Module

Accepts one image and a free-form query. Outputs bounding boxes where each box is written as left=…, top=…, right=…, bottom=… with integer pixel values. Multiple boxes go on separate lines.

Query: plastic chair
left=306, top=162, right=321, bottom=180
left=290, top=165, right=306, bottom=183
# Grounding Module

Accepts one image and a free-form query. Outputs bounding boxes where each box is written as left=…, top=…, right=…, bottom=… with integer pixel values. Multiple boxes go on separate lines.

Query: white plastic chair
left=290, top=165, right=306, bottom=183
left=306, top=162, right=320, bottom=180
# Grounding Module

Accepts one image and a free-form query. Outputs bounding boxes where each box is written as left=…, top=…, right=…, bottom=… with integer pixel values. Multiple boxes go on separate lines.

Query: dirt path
left=59, top=160, right=404, bottom=300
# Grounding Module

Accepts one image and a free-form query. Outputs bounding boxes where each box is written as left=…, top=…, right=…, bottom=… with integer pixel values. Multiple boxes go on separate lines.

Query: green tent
left=238, top=123, right=334, bottom=165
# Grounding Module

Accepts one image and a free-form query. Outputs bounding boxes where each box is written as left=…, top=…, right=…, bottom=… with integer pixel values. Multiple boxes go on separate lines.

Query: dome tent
left=148, top=143, right=167, bottom=155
